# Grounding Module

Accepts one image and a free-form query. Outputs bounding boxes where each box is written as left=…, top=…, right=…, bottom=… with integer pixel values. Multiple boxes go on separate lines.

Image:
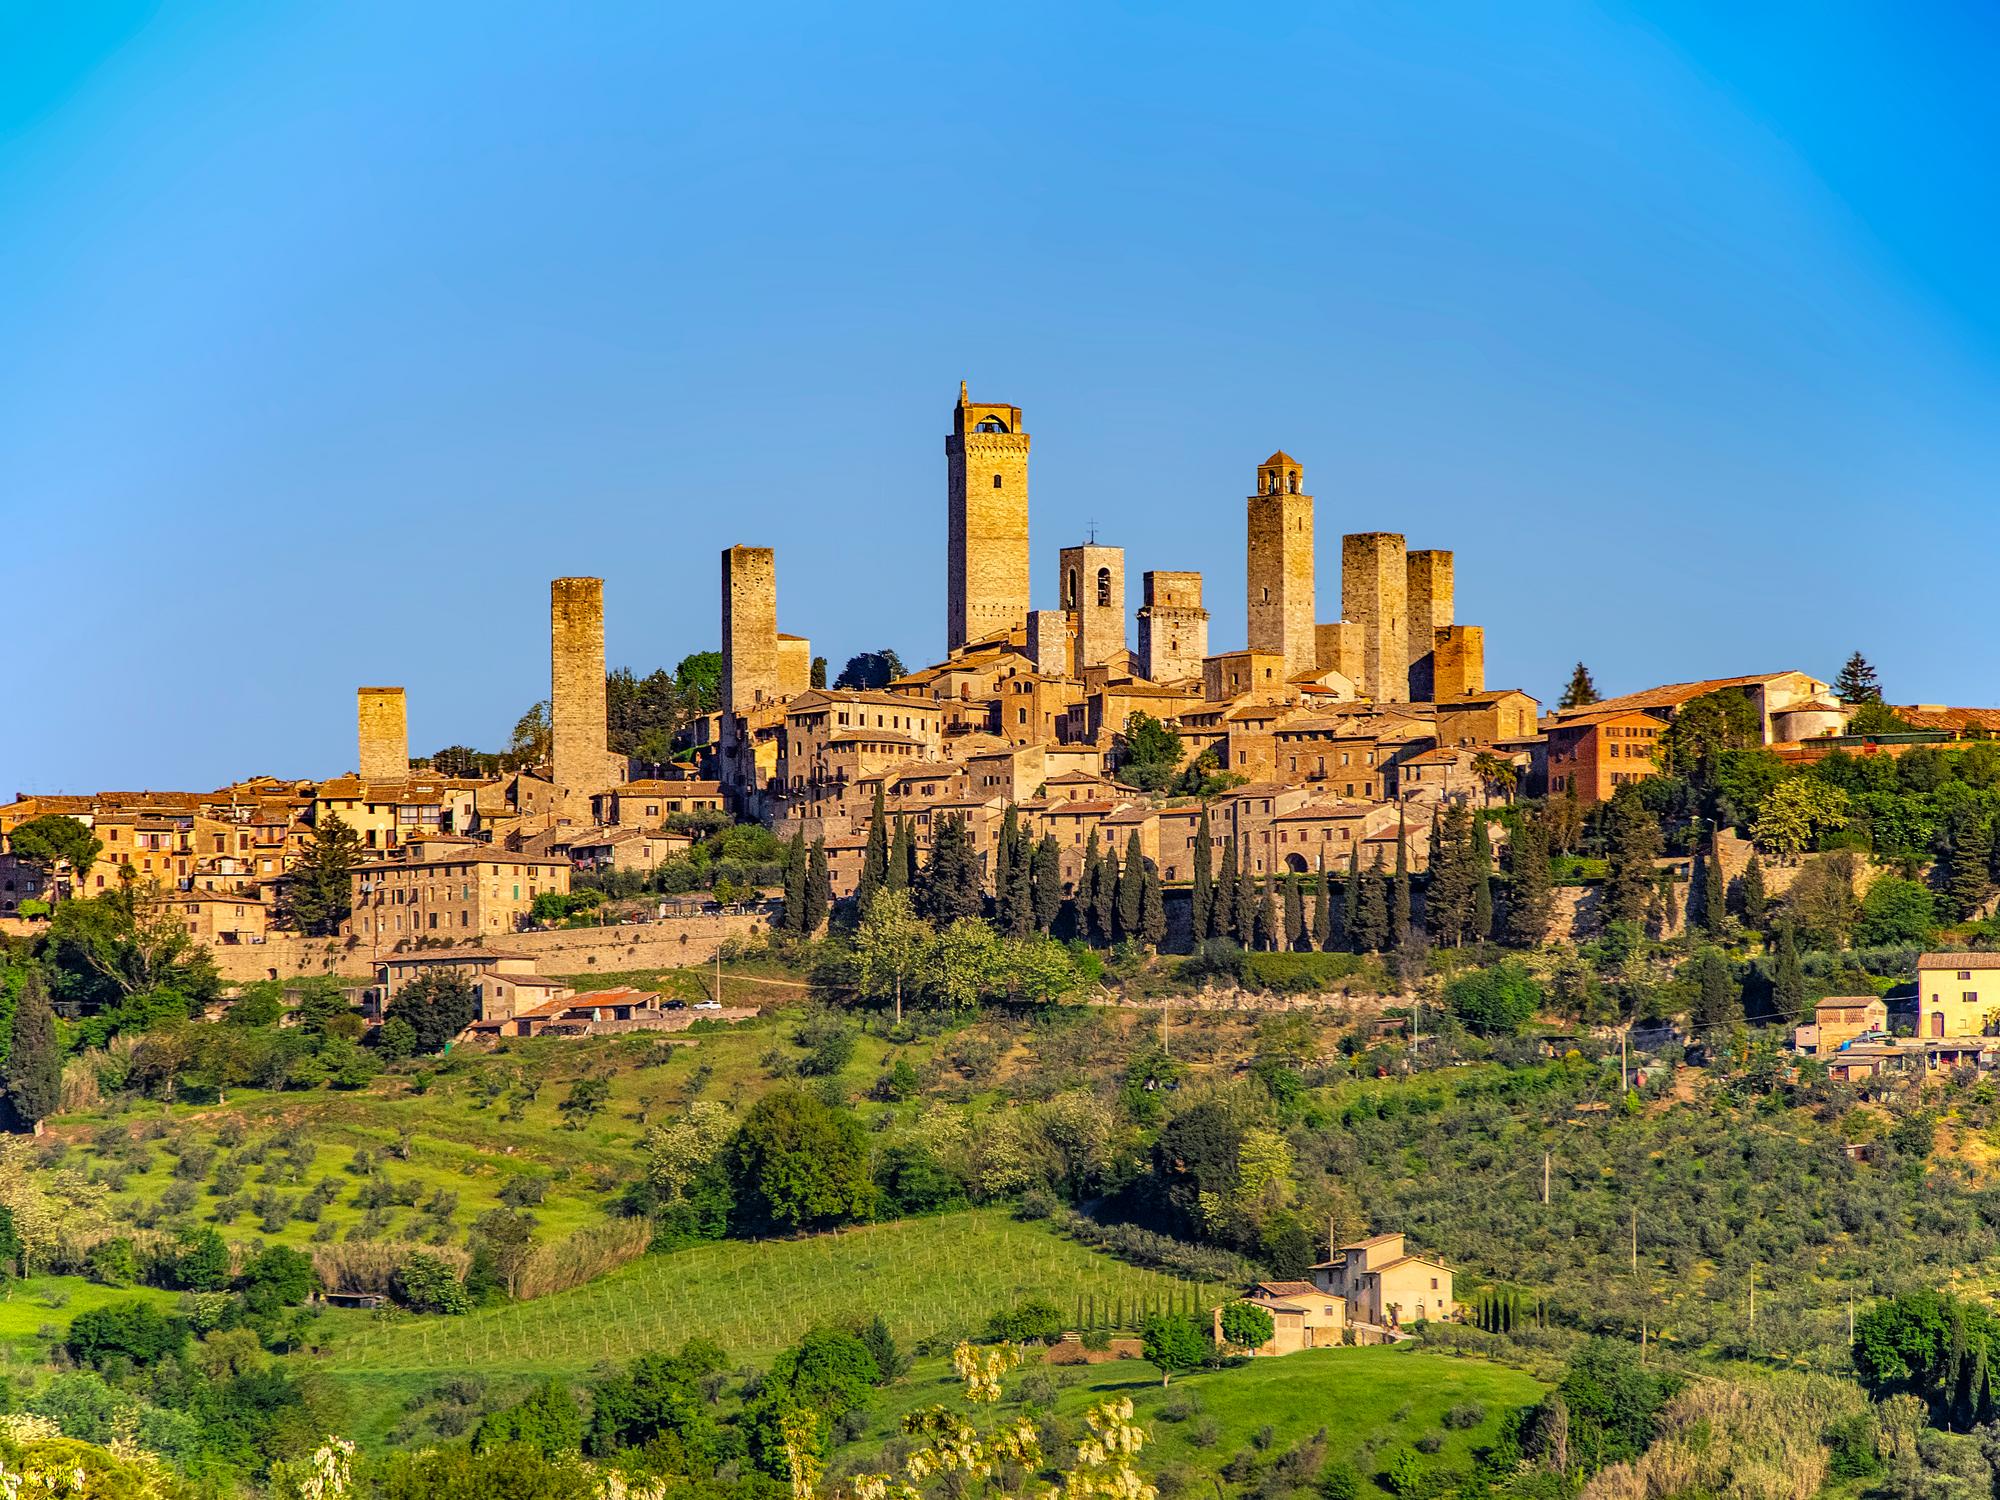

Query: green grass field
left=316, top=1208, right=1236, bottom=1376
left=843, top=1346, right=1543, bottom=1489
left=0, top=1277, right=182, bottom=1354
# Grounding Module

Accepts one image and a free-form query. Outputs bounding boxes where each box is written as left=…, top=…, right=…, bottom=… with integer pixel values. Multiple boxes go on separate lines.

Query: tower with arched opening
left=946, top=382, right=1031, bottom=653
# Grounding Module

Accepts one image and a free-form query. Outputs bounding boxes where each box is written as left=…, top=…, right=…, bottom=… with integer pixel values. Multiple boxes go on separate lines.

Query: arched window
left=1288, top=473, right=1299, bottom=494
left=992, top=473, right=1003, bottom=488
left=1096, top=567, right=1112, bottom=607
left=975, top=417, right=1008, bottom=433
left=1065, top=569, right=1078, bottom=608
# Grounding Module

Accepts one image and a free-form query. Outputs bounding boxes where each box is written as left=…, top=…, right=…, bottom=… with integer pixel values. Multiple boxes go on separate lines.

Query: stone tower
left=1340, top=533, right=1409, bottom=703
left=1432, top=625, right=1486, bottom=700
left=1246, top=452, right=1316, bottom=678
left=1026, top=610, right=1074, bottom=677
left=1406, top=550, right=1455, bottom=700
left=1059, top=542, right=1126, bottom=671
left=1137, top=571, right=1209, bottom=683
left=550, top=576, right=613, bottom=809
left=356, top=687, right=407, bottom=784
left=721, top=545, right=780, bottom=713
left=946, top=383, right=1031, bottom=653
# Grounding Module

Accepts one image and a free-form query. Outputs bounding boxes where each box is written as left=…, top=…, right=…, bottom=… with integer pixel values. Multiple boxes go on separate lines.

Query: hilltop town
left=3, top=383, right=1963, bottom=970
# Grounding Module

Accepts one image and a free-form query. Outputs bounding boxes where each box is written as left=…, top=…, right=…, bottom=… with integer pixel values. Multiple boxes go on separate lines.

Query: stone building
left=1341, top=532, right=1409, bottom=704
left=1431, top=625, right=1485, bottom=700
left=1137, top=571, right=1208, bottom=684
left=946, top=383, right=1031, bottom=653
left=356, top=687, right=408, bottom=784
left=722, top=545, right=780, bottom=713
left=1315, top=621, right=1364, bottom=685
left=1059, top=542, right=1126, bottom=671
left=1545, top=709, right=1667, bottom=805
left=1405, top=551, right=1453, bottom=701
left=345, top=838, right=570, bottom=945
left=550, top=577, right=621, bottom=812
left=1246, top=453, right=1316, bottom=678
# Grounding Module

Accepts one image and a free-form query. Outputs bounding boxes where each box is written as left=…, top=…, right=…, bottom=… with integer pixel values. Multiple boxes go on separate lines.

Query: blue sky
left=4, top=2, right=1997, bottom=792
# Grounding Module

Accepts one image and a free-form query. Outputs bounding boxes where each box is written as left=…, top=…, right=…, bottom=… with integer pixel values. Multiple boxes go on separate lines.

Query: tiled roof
left=1893, top=706, right=2000, bottom=733
left=1560, top=673, right=1813, bottom=719
left=1918, top=953, right=2000, bottom=969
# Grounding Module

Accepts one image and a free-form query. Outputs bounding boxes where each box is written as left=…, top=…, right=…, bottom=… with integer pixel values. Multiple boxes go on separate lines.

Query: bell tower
left=1246, top=452, right=1316, bottom=678
left=946, top=382, right=1030, bottom=654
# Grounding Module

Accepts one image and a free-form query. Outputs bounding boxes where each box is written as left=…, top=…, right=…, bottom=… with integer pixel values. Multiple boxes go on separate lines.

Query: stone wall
left=722, top=546, right=779, bottom=712
left=200, top=908, right=777, bottom=984
left=1059, top=542, right=1126, bottom=669
left=1341, top=532, right=1409, bottom=703
left=356, top=687, right=407, bottom=782
left=1405, top=551, right=1453, bottom=701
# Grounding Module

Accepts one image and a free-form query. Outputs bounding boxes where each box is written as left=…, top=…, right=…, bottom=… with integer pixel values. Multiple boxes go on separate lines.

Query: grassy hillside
left=316, top=1206, right=1235, bottom=1376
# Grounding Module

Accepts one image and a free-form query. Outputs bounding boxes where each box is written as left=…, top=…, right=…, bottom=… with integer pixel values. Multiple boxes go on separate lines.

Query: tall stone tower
left=1405, top=550, right=1455, bottom=701
left=1026, top=610, right=1075, bottom=678
left=1059, top=542, right=1126, bottom=671
left=356, top=687, right=407, bottom=784
left=1246, top=452, right=1316, bottom=678
left=946, top=383, right=1030, bottom=653
left=721, top=545, right=780, bottom=713
left=1432, top=625, right=1486, bottom=700
left=1340, top=533, right=1409, bottom=704
left=1137, top=571, right=1209, bottom=683
left=550, top=576, right=613, bottom=809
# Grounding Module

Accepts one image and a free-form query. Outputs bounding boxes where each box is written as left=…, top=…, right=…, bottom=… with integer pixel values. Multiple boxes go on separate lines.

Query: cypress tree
left=1699, top=836, right=1726, bottom=933
left=1605, top=799, right=1665, bottom=929
left=1006, top=855, right=1035, bottom=938
left=1117, top=832, right=1146, bottom=938
left=1392, top=817, right=1412, bottom=948
left=995, top=806, right=1021, bottom=923
left=857, top=786, right=890, bottom=914
left=1312, top=869, right=1333, bottom=951
left=1141, top=859, right=1166, bottom=950
left=926, top=814, right=982, bottom=924
left=1691, top=946, right=1739, bottom=1032
left=1427, top=805, right=1475, bottom=946
left=1191, top=806, right=1215, bottom=941
left=1771, top=922, right=1807, bottom=1022
left=887, top=818, right=913, bottom=893
left=5, top=968, right=60, bottom=1133
left=1217, top=837, right=1240, bottom=943
left=781, top=829, right=808, bottom=935
left=1096, top=848, right=1121, bottom=943
left=1344, top=846, right=1363, bottom=953
left=1943, top=808, right=1995, bottom=923
left=1283, top=876, right=1305, bottom=951
left=803, top=838, right=832, bottom=937
left=1078, top=829, right=1102, bottom=938
left=1358, top=848, right=1390, bottom=953
left=1258, top=876, right=1279, bottom=952
left=1505, top=813, right=1554, bottom=948
left=1032, top=834, right=1062, bottom=932
left=1739, top=855, right=1768, bottom=933
left=1235, top=855, right=1257, bottom=948
left=1472, top=816, right=1494, bottom=942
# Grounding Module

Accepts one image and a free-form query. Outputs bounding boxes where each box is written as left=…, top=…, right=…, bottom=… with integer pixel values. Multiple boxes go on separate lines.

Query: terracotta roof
left=1251, top=1279, right=1321, bottom=1299
left=1560, top=673, right=1816, bottom=719
left=1918, top=953, right=2000, bottom=969
left=1262, top=451, right=1299, bottom=467
left=1273, top=802, right=1374, bottom=822
left=1892, top=705, right=2000, bottom=733
left=1047, top=800, right=1125, bottom=816
left=380, top=947, right=536, bottom=965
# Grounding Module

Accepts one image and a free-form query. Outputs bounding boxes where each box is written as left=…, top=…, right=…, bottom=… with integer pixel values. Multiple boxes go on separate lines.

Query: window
left=1960, top=970, right=1974, bottom=981
left=1096, top=567, right=1112, bottom=607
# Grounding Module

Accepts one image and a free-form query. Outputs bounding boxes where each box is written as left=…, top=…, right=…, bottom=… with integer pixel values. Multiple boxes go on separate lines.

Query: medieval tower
left=1137, top=571, right=1209, bottom=683
left=1246, top=452, right=1316, bottom=678
left=1341, top=534, right=1410, bottom=704
left=1059, top=542, right=1126, bottom=671
left=721, top=545, right=780, bottom=714
left=946, top=383, right=1031, bottom=653
left=550, top=576, right=615, bottom=809
left=1405, top=550, right=1455, bottom=700
left=356, top=687, right=407, bottom=783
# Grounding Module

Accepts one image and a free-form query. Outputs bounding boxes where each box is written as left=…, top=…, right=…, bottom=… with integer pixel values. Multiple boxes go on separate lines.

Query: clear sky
left=4, top=2, right=1997, bottom=793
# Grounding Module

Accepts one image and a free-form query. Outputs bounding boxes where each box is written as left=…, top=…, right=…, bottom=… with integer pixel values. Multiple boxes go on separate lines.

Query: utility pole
left=715, top=948, right=723, bottom=1009
left=1630, top=1205, right=1638, bottom=1274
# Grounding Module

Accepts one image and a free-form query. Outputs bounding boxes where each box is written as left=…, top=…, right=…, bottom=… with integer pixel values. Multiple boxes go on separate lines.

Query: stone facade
left=356, top=687, right=407, bottom=784
left=946, top=383, right=1031, bottom=652
left=1315, top=621, right=1364, bottom=685
left=550, top=577, right=617, bottom=809
left=1432, top=625, right=1485, bottom=700
left=1026, top=609, right=1074, bottom=677
left=1405, top=550, right=1454, bottom=700
left=722, top=546, right=780, bottom=712
left=776, top=633, right=812, bottom=697
left=1136, top=570, right=1208, bottom=683
left=1059, top=542, right=1125, bottom=671
left=1341, top=532, right=1409, bottom=704
left=1246, top=453, right=1316, bottom=677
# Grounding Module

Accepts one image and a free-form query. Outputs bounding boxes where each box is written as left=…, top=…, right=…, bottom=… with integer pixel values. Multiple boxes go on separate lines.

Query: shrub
left=986, top=1299, right=1066, bottom=1344
left=1317, top=1460, right=1360, bottom=1500
left=1444, top=962, right=1542, bottom=1035
left=393, top=1252, right=472, bottom=1315
left=66, top=1299, right=188, bottom=1368
left=1220, top=1301, right=1276, bottom=1351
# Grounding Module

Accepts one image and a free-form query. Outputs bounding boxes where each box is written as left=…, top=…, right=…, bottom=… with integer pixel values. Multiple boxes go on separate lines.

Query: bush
left=1219, top=1300, right=1276, bottom=1351
left=394, top=1252, right=472, bottom=1315
left=66, top=1299, right=188, bottom=1368
left=1317, top=1460, right=1360, bottom=1500
left=1444, top=962, right=1542, bottom=1036
left=986, top=1299, right=1066, bottom=1345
